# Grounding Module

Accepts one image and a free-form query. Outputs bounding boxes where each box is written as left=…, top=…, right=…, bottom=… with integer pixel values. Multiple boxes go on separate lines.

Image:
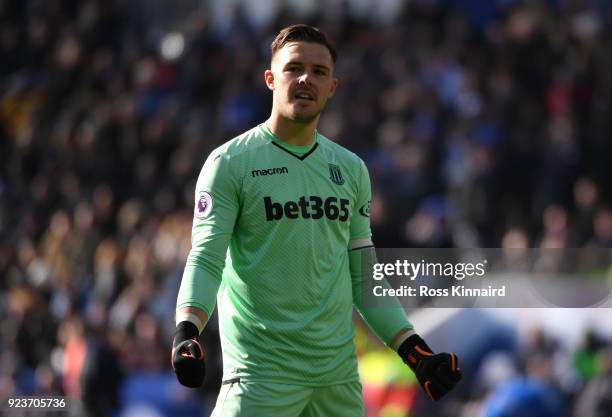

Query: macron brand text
left=252, top=167, right=289, bottom=177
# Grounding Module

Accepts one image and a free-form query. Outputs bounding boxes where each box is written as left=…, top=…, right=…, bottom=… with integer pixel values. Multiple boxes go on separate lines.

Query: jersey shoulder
left=211, top=125, right=269, bottom=161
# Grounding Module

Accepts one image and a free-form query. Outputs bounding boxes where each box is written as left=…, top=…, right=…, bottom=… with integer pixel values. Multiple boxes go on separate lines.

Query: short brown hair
left=271, top=24, right=337, bottom=63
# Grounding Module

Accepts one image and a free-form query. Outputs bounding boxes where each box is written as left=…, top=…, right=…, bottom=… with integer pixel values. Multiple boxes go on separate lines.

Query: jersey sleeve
left=176, top=149, right=240, bottom=318
left=349, top=159, right=373, bottom=242
left=349, top=159, right=413, bottom=346
left=350, top=247, right=413, bottom=346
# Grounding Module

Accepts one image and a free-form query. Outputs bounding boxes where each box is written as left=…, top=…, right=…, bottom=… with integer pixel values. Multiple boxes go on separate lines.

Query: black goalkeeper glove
left=398, top=334, right=462, bottom=401
left=172, top=321, right=205, bottom=388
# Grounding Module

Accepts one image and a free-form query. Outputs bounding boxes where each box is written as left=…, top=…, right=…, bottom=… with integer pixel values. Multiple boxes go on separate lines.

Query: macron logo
left=251, top=167, right=289, bottom=177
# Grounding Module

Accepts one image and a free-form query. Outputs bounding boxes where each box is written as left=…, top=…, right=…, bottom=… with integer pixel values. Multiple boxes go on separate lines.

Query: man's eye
left=315, top=69, right=327, bottom=76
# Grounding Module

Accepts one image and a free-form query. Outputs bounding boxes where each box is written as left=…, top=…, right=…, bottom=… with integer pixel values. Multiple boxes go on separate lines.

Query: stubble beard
left=285, top=100, right=325, bottom=124
left=290, top=110, right=320, bottom=124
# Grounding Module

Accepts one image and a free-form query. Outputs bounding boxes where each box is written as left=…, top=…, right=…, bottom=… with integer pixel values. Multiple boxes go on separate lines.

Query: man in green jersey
left=171, top=24, right=462, bottom=416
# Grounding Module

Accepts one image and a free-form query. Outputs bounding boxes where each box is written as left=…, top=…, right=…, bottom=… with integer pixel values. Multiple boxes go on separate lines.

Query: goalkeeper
left=172, top=24, right=462, bottom=416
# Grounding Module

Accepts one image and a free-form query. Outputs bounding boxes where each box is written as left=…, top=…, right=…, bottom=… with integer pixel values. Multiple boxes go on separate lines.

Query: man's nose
left=297, top=71, right=312, bottom=85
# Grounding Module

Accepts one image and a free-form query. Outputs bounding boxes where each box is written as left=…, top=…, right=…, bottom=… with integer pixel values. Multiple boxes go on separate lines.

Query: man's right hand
left=172, top=321, right=206, bottom=388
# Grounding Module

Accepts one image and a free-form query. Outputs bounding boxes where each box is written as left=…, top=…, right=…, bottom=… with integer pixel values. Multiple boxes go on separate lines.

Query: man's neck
left=266, top=114, right=318, bottom=147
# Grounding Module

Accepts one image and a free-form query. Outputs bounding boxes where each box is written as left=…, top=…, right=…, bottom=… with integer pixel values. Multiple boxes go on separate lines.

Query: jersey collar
left=259, top=123, right=319, bottom=160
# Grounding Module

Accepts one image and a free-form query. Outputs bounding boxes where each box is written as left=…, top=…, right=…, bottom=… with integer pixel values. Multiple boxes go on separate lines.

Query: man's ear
left=328, top=78, right=338, bottom=98
left=264, top=69, right=274, bottom=91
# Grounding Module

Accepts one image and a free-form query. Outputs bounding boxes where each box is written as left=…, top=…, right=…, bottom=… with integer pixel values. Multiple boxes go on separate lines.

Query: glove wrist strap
left=173, top=321, right=199, bottom=348
left=397, top=334, right=433, bottom=370
left=176, top=311, right=205, bottom=334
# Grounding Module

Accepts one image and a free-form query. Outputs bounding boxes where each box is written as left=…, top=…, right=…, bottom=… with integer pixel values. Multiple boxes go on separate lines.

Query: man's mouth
left=293, top=91, right=315, bottom=101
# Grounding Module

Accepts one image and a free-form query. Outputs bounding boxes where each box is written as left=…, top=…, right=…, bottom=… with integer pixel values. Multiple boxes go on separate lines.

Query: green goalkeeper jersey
left=177, top=123, right=410, bottom=385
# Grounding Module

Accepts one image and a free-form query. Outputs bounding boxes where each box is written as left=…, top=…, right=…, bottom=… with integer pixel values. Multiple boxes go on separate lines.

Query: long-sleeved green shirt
left=177, top=123, right=412, bottom=385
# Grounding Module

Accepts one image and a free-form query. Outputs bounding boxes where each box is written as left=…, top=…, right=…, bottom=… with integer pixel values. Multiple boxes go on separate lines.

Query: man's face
left=265, top=42, right=337, bottom=123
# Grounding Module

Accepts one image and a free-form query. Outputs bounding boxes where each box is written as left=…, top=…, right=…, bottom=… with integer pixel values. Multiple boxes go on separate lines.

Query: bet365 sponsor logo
left=264, top=196, right=349, bottom=221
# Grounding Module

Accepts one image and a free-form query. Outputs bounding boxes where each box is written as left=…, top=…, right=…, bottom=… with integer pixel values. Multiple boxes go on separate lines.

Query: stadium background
left=2, top=0, right=612, bottom=416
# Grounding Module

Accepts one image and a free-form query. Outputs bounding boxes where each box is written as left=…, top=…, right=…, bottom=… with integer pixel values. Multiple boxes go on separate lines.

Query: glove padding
left=398, top=334, right=462, bottom=401
left=172, top=321, right=205, bottom=388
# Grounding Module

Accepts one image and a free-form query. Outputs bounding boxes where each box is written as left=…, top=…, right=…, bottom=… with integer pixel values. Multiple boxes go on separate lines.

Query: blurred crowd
left=1, top=0, right=612, bottom=416
left=355, top=319, right=612, bottom=417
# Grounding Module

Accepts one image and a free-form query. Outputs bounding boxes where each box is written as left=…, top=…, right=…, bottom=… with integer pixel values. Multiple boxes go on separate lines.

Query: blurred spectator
left=80, top=302, right=124, bottom=417
left=574, top=348, right=612, bottom=417
left=477, top=377, right=567, bottom=417
left=573, top=330, right=608, bottom=382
